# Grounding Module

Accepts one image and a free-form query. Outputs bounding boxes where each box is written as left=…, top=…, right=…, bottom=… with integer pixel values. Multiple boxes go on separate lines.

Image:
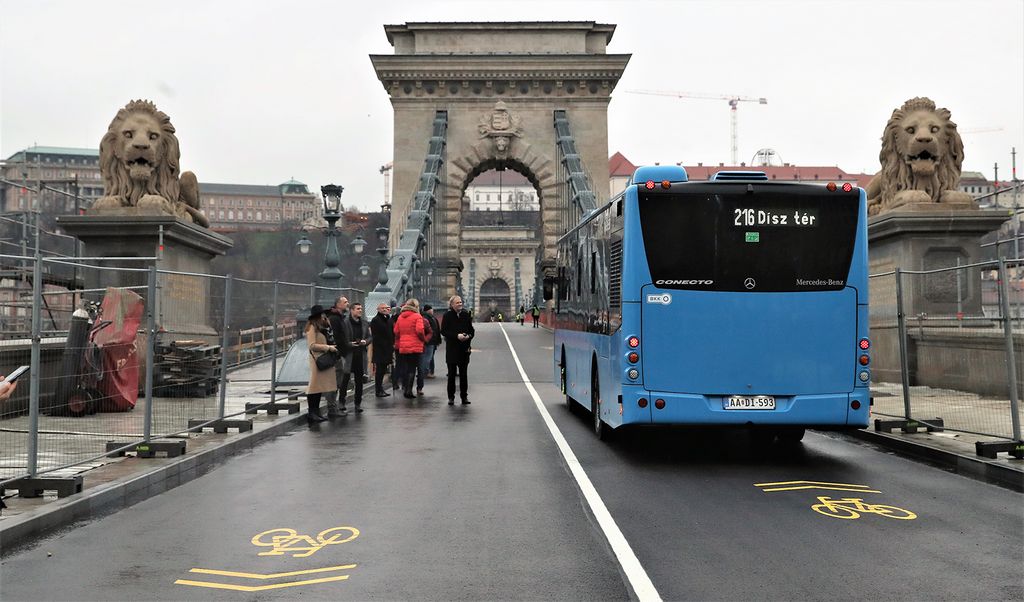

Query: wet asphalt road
left=1, top=323, right=1022, bottom=601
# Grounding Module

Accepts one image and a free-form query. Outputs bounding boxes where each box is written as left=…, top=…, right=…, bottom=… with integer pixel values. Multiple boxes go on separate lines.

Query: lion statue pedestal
left=57, top=213, right=233, bottom=339
left=57, top=99, right=232, bottom=339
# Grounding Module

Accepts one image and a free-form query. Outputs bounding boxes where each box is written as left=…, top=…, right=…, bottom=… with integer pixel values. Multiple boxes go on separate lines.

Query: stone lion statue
left=866, top=97, right=974, bottom=216
left=91, top=100, right=209, bottom=227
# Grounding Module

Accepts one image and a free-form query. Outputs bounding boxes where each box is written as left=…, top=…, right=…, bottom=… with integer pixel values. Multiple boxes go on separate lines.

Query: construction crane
left=626, top=89, right=768, bottom=165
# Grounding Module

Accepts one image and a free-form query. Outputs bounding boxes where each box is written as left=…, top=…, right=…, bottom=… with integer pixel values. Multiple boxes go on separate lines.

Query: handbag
left=313, top=349, right=339, bottom=371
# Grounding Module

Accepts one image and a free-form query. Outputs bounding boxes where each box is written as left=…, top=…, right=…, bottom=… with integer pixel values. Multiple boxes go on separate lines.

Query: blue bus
left=550, top=166, right=870, bottom=440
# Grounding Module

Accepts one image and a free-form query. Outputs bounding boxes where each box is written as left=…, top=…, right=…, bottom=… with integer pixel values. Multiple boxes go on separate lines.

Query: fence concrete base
left=846, top=429, right=1024, bottom=492
left=0, top=409, right=306, bottom=556
left=0, top=476, right=84, bottom=499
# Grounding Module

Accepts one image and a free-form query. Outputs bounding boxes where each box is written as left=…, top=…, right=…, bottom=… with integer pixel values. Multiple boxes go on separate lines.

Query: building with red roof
left=609, top=152, right=873, bottom=193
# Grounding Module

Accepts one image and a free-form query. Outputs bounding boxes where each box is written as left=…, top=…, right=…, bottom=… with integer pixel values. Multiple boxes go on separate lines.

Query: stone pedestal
left=868, top=208, right=1009, bottom=316
left=867, top=208, right=1009, bottom=384
left=58, top=212, right=233, bottom=337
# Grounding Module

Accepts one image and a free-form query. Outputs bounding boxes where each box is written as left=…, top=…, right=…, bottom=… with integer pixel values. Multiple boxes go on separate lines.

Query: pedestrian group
left=305, top=294, right=477, bottom=422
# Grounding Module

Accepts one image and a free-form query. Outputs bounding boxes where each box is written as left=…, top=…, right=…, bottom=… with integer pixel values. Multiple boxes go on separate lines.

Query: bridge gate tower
left=368, top=21, right=629, bottom=314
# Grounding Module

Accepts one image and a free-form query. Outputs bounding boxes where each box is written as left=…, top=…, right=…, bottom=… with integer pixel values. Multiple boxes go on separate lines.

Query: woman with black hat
left=305, top=304, right=338, bottom=423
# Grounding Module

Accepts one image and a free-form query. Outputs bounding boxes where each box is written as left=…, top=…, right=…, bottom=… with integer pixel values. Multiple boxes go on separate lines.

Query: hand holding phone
left=0, top=365, right=26, bottom=401
left=3, top=365, right=29, bottom=384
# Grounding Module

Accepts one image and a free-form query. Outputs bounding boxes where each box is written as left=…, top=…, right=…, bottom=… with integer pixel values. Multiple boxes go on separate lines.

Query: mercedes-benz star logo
left=744, top=278, right=756, bottom=290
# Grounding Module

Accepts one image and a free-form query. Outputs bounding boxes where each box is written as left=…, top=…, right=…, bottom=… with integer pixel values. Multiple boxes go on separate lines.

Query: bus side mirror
left=543, top=277, right=554, bottom=301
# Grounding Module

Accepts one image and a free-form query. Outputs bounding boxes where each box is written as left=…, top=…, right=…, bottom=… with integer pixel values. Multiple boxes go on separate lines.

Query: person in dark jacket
left=393, top=298, right=426, bottom=399
left=338, top=302, right=370, bottom=412
left=389, top=302, right=403, bottom=393
left=369, top=303, right=394, bottom=397
left=325, top=296, right=349, bottom=416
left=424, top=304, right=442, bottom=378
left=415, top=305, right=440, bottom=395
left=440, top=295, right=475, bottom=405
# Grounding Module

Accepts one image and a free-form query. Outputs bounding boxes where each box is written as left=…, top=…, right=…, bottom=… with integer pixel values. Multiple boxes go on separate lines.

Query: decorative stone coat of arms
left=478, top=101, right=523, bottom=157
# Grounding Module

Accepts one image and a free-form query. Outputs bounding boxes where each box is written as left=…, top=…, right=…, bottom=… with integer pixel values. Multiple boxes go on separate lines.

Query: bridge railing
left=0, top=253, right=368, bottom=491
left=365, top=111, right=447, bottom=318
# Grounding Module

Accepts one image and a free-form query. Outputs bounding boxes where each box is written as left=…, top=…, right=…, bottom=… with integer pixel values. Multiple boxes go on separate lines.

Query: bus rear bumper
left=632, top=390, right=870, bottom=428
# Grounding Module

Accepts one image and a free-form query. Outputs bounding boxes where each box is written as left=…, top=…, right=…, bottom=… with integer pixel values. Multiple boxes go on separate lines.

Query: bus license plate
left=724, top=396, right=776, bottom=410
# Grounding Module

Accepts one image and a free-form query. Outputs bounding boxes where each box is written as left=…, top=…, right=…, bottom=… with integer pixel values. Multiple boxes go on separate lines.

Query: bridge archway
left=478, top=277, right=512, bottom=320
left=371, top=21, right=629, bottom=307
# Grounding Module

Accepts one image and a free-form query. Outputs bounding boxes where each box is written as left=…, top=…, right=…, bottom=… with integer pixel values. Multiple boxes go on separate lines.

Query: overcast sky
left=1, top=0, right=1021, bottom=212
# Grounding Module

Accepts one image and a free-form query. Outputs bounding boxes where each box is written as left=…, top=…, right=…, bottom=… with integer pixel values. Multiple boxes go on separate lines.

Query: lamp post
left=317, top=184, right=344, bottom=304
left=373, top=226, right=391, bottom=293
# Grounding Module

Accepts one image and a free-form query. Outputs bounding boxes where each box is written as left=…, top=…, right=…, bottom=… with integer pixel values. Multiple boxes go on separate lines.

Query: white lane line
left=499, top=324, right=662, bottom=602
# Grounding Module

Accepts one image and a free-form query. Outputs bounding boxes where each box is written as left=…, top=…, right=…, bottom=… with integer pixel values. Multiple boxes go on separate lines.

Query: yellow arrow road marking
left=755, top=480, right=881, bottom=493
left=185, top=563, right=357, bottom=580
left=175, top=574, right=350, bottom=592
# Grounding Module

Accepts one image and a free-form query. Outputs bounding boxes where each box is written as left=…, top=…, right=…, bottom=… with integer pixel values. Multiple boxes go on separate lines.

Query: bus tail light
left=859, top=338, right=870, bottom=350
left=627, top=336, right=640, bottom=348
left=627, top=368, right=640, bottom=380
left=628, top=352, right=639, bottom=363
left=645, top=180, right=656, bottom=190
left=842, top=182, right=853, bottom=192
left=859, top=355, right=870, bottom=366
left=851, top=400, right=861, bottom=410
left=661, top=180, right=671, bottom=189
left=638, top=398, right=648, bottom=408
left=827, top=182, right=837, bottom=192
left=859, top=370, right=870, bottom=383
left=654, top=398, right=665, bottom=410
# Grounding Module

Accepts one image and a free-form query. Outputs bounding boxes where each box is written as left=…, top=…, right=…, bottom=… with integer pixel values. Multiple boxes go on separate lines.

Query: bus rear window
left=638, top=183, right=859, bottom=292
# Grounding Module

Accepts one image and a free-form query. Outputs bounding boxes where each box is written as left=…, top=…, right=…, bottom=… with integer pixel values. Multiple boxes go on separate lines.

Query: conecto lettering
left=656, top=279, right=713, bottom=285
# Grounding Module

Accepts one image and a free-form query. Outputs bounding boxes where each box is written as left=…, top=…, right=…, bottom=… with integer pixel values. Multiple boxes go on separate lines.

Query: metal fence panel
left=29, top=260, right=154, bottom=476
left=870, top=262, right=1023, bottom=441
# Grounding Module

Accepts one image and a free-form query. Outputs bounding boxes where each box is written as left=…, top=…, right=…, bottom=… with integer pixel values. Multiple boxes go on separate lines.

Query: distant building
left=199, top=179, right=320, bottom=233
left=609, top=151, right=638, bottom=197
left=957, top=170, right=1020, bottom=210
left=0, top=145, right=319, bottom=232
left=609, top=152, right=874, bottom=191
left=0, top=146, right=103, bottom=214
left=464, top=170, right=537, bottom=211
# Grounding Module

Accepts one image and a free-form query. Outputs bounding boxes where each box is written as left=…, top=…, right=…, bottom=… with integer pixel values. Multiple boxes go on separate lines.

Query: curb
left=846, top=428, right=1024, bottom=492
left=0, top=411, right=308, bottom=556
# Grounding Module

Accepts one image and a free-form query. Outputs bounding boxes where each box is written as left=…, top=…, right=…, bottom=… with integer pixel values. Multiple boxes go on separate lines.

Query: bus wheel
left=777, top=427, right=805, bottom=442
left=591, top=367, right=609, bottom=441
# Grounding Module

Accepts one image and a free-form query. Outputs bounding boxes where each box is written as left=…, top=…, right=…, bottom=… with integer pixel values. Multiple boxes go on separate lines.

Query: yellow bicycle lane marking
left=754, top=480, right=882, bottom=493
left=252, top=526, right=360, bottom=557
left=175, top=566, right=355, bottom=592
left=754, top=481, right=916, bottom=520
left=810, top=496, right=917, bottom=520
left=175, top=526, right=361, bottom=591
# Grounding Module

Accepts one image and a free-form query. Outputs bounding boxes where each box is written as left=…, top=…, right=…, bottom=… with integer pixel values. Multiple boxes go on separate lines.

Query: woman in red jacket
left=393, top=298, right=426, bottom=399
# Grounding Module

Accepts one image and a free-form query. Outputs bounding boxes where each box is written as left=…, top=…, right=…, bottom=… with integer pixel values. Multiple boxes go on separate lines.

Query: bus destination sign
left=733, top=208, right=818, bottom=227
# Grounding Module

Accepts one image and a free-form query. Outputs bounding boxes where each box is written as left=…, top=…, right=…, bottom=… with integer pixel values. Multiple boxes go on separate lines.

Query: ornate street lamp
left=374, top=226, right=391, bottom=292
left=351, top=233, right=367, bottom=254
left=317, top=184, right=344, bottom=302
left=296, top=231, right=312, bottom=255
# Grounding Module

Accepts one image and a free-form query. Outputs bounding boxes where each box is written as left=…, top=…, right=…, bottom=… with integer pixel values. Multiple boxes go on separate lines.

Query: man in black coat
left=369, top=303, right=394, bottom=397
left=325, top=296, right=349, bottom=416
left=440, top=295, right=475, bottom=405
left=338, top=302, right=370, bottom=412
